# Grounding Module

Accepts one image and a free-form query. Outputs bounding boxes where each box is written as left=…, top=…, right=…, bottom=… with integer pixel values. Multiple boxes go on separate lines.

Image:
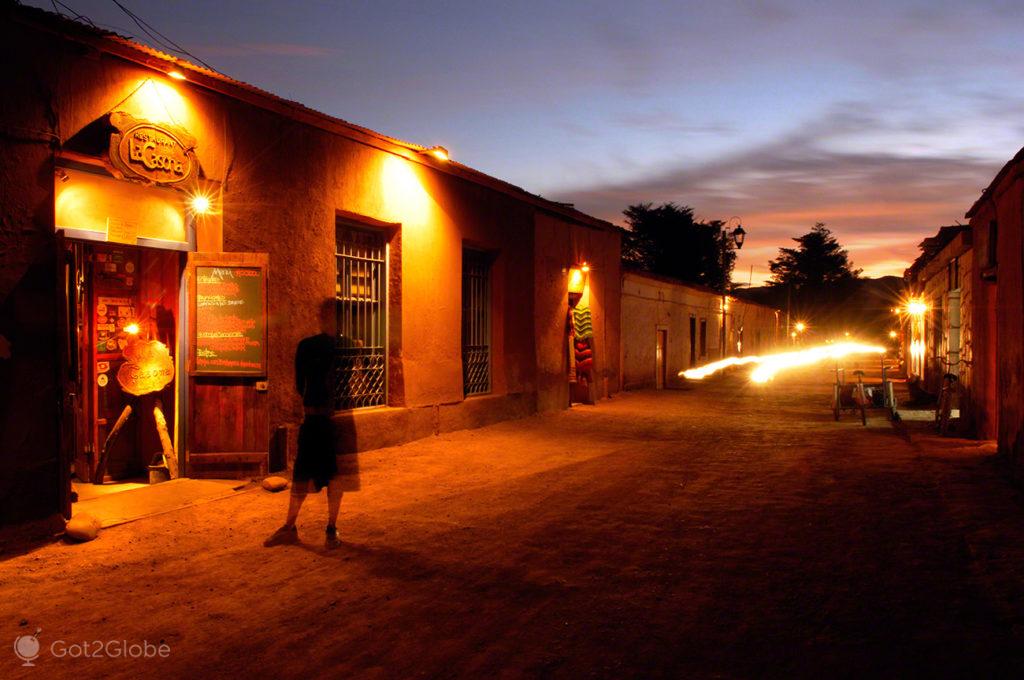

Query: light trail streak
left=680, top=342, right=886, bottom=383
left=679, top=355, right=762, bottom=380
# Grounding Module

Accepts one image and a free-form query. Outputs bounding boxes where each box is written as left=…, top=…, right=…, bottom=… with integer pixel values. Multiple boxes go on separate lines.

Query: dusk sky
left=33, top=0, right=1024, bottom=283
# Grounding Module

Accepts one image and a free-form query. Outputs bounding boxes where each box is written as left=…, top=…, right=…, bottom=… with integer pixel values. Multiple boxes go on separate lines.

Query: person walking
left=265, top=303, right=344, bottom=548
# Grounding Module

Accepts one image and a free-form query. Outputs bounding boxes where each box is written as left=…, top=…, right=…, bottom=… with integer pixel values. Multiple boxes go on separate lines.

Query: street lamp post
left=720, top=219, right=746, bottom=356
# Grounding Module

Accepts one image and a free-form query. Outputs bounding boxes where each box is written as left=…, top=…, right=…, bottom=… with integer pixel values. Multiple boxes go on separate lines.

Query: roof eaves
left=10, top=2, right=620, bottom=232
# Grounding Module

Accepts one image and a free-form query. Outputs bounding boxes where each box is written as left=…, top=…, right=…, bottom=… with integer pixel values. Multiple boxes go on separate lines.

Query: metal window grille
left=335, top=224, right=387, bottom=409
left=462, top=249, right=491, bottom=396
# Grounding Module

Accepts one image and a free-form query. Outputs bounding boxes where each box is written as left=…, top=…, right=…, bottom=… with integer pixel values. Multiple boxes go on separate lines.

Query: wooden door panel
left=185, top=252, right=269, bottom=478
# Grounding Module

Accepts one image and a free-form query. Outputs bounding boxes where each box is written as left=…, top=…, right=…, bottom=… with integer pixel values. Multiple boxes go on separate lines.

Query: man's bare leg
left=325, top=478, right=343, bottom=546
left=264, top=480, right=309, bottom=546
left=286, top=480, right=310, bottom=527
left=326, top=478, right=344, bottom=528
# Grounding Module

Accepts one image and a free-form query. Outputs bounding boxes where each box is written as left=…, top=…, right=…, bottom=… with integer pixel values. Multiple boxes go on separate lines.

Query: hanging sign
left=193, top=265, right=267, bottom=375
left=109, top=112, right=198, bottom=186
left=117, top=339, right=175, bottom=396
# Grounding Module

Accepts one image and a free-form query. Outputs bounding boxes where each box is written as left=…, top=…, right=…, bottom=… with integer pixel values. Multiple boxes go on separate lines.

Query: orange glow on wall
left=381, top=154, right=434, bottom=222
left=129, top=79, right=191, bottom=128
left=568, top=267, right=586, bottom=294
left=55, top=167, right=187, bottom=244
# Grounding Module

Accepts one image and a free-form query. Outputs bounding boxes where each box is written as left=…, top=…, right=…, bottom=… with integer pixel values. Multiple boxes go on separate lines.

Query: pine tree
left=768, top=223, right=860, bottom=289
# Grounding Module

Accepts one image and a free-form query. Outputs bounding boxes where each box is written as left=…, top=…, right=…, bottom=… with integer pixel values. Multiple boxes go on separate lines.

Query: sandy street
left=4, top=367, right=1024, bottom=678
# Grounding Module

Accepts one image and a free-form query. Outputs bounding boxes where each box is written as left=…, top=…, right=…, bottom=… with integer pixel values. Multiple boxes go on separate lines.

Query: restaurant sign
left=109, top=112, right=197, bottom=186
left=117, top=339, right=175, bottom=396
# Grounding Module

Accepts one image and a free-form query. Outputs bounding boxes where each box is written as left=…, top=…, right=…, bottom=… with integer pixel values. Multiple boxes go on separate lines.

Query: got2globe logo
left=13, top=628, right=42, bottom=667
left=12, top=627, right=171, bottom=665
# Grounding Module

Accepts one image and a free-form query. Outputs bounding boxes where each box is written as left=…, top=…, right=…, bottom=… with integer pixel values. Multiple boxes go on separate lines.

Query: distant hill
left=735, top=276, right=905, bottom=342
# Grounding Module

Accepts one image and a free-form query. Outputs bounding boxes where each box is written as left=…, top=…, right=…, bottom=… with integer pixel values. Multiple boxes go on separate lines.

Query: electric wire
left=108, top=0, right=219, bottom=73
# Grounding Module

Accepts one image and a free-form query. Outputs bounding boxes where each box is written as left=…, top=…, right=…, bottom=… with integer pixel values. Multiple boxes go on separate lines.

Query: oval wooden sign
left=109, top=112, right=198, bottom=186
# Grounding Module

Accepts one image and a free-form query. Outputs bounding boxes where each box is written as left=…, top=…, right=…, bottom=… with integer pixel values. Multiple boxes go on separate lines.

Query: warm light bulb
left=581, top=263, right=590, bottom=273
left=794, top=322, right=806, bottom=333
left=905, top=299, right=928, bottom=316
left=168, top=70, right=186, bottom=81
left=889, top=330, right=898, bottom=339
left=423, top=146, right=448, bottom=161
left=124, top=323, right=140, bottom=335
left=189, top=194, right=212, bottom=215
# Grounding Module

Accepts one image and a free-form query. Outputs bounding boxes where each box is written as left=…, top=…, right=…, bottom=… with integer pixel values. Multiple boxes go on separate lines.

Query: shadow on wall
left=0, top=259, right=62, bottom=528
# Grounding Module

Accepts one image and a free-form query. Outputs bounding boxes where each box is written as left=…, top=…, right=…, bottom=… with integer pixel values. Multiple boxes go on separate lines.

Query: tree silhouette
left=622, top=202, right=735, bottom=290
left=769, top=223, right=860, bottom=289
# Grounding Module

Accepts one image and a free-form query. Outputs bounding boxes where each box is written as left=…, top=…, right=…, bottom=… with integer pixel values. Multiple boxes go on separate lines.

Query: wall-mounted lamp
left=167, top=70, right=186, bottom=81
left=419, top=146, right=449, bottom=162
left=188, top=192, right=212, bottom=215
left=568, top=267, right=587, bottom=294
left=580, top=262, right=590, bottom=273
left=906, top=300, right=927, bottom=316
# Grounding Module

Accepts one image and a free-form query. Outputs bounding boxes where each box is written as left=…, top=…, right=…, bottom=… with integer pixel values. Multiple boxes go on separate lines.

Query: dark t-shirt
left=295, top=333, right=336, bottom=408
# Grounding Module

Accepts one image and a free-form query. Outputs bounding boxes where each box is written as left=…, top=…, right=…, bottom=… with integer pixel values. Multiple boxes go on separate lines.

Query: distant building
left=903, top=225, right=973, bottom=419
left=620, top=270, right=781, bottom=390
left=0, top=4, right=621, bottom=533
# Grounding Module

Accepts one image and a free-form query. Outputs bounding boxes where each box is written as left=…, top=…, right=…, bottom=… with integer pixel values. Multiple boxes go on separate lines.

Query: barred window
left=462, top=249, right=491, bottom=396
left=335, top=223, right=387, bottom=409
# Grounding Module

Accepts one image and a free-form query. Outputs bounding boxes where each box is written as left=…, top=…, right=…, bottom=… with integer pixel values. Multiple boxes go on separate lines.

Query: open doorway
left=64, top=240, right=184, bottom=494
left=656, top=329, right=667, bottom=389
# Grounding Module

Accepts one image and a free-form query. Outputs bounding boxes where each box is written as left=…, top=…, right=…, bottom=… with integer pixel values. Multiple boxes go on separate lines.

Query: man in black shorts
left=265, top=301, right=343, bottom=548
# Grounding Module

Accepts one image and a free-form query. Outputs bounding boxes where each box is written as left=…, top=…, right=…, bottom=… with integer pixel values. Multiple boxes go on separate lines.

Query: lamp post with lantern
left=719, top=219, right=746, bottom=356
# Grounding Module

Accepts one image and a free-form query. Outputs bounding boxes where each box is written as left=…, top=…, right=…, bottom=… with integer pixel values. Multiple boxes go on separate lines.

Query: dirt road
left=4, top=367, right=1024, bottom=678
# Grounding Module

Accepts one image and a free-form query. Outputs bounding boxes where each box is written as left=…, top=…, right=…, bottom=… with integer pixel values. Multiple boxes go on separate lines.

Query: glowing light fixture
left=420, top=146, right=449, bottom=162
left=794, top=321, right=806, bottom=333
left=124, top=322, right=141, bottom=336
left=568, top=267, right=586, bottom=294
left=581, top=262, right=591, bottom=273
left=167, top=70, right=186, bottom=81
left=188, top=193, right=212, bottom=215
left=888, top=330, right=898, bottom=339
left=905, top=298, right=928, bottom=316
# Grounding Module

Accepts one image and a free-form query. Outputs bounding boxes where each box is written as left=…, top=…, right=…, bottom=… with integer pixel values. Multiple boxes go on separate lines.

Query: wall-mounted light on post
left=719, top=218, right=746, bottom=355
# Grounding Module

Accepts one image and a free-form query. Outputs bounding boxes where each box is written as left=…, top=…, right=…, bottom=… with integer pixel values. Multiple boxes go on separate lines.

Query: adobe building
left=902, top=226, right=973, bottom=419
left=0, top=4, right=621, bottom=532
left=966, top=148, right=1024, bottom=470
left=620, top=270, right=781, bottom=390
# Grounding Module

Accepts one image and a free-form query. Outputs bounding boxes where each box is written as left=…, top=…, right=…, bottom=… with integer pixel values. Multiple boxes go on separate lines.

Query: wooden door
left=56, top=234, right=81, bottom=511
left=689, top=317, right=697, bottom=367
left=185, top=252, right=269, bottom=478
left=656, top=330, right=667, bottom=389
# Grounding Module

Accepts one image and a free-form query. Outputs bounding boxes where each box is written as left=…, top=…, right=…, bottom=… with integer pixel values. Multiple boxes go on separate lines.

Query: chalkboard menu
left=193, top=265, right=267, bottom=375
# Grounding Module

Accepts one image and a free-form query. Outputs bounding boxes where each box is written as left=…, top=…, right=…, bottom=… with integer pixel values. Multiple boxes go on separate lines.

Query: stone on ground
left=65, top=514, right=101, bottom=542
left=261, top=476, right=290, bottom=492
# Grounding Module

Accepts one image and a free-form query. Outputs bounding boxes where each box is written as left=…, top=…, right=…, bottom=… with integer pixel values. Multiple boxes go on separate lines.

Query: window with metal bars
left=334, top=223, right=387, bottom=409
left=462, top=249, right=491, bottom=396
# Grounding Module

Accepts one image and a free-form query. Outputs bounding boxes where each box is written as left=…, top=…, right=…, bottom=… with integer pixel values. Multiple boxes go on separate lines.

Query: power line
left=108, top=0, right=219, bottom=73
left=51, top=0, right=97, bottom=28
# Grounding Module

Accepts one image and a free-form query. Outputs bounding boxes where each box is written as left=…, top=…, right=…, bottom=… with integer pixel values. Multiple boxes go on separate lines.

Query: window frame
left=461, top=247, right=492, bottom=397
left=334, top=220, right=389, bottom=410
